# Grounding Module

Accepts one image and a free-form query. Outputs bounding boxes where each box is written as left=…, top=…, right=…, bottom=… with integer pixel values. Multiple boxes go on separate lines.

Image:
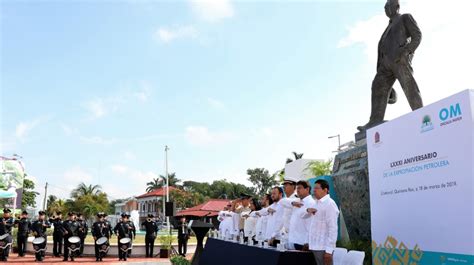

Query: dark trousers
left=367, top=55, right=423, bottom=126
left=145, top=235, right=156, bottom=257
left=178, top=236, right=188, bottom=255
left=17, top=235, right=28, bottom=256
left=53, top=233, right=63, bottom=256
left=80, top=236, right=85, bottom=255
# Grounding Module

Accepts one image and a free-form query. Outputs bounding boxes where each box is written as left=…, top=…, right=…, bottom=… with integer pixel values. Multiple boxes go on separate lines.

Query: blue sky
left=1, top=0, right=473, bottom=202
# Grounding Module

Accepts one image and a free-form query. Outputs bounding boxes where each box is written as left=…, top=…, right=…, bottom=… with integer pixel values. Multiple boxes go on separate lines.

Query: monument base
left=332, top=144, right=371, bottom=242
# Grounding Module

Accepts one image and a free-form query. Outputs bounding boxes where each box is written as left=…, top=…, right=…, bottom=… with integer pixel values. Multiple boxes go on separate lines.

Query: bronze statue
left=358, top=0, right=423, bottom=132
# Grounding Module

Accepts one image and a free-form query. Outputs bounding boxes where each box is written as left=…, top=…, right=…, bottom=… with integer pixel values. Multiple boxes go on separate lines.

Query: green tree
left=146, top=178, right=162, bottom=192
left=306, top=159, right=333, bottom=176
left=145, top=173, right=181, bottom=192
left=247, top=168, right=277, bottom=197
left=21, top=178, right=39, bottom=208
left=47, top=198, right=66, bottom=216
left=71, top=183, right=102, bottom=198
left=170, top=189, right=207, bottom=209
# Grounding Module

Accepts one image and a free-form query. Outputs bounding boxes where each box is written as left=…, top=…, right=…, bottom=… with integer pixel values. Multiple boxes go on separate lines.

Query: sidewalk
left=4, top=255, right=175, bottom=265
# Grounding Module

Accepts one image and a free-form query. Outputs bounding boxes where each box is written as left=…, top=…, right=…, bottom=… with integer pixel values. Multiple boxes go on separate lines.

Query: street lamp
left=164, top=145, right=170, bottom=231
left=328, top=134, right=341, bottom=152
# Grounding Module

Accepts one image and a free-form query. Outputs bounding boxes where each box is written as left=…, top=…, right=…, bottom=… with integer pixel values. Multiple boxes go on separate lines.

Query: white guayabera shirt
left=263, top=201, right=285, bottom=240
left=279, top=193, right=299, bottom=233
left=303, top=194, right=339, bottom=254
left=288, top=195, right=316, bottom=246
left=255, top=207, right=269, bottom=241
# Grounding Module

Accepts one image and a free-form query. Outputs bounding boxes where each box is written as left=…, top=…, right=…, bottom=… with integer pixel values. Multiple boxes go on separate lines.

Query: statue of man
left=358, top=0, right=423, bottom=132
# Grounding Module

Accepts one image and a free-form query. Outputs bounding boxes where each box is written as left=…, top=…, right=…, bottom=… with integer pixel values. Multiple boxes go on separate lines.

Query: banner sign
left=0, top=157, right=26, bottom=208
left=367, top=90, right=474, bottom=264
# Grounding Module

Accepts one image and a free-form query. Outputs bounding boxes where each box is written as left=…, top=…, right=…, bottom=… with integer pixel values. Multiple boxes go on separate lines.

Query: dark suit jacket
left=378, top=13, right=422, bottom=68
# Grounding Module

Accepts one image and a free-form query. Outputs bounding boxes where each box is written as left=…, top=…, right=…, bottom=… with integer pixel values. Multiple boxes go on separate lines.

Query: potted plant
left=158, top=231, right=174, bottom=258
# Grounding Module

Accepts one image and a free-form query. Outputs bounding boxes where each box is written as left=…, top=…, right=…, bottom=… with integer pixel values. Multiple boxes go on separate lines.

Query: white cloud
left=83, top=81, right=153, bottom=120
left=185, top=126, right=236, bottom=146
left=189, top=0, right=234, bottom=22
left=207, top=97, right=225, bottom=109
left=338, top=0, right=474, bottom=118
left=154, top=25, right=198, bottom=43
left=15, top=118, right=42, bottom=142
left=337, top=14, right=386, bottom=63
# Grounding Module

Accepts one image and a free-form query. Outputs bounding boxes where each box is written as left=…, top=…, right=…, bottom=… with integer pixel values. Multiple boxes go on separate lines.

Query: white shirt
left=243, top=211, right=257, bottom=237
left=264, top=201, right=285, bottom=240
left=219, top=210, right=235, bottom=238
left=304, top=194, right=339, bottom=254
left=279, top=193, right=299, bottom=233
left=288, top=195, right=315, bottom=245
left=255, top=208, right=269, bottom=241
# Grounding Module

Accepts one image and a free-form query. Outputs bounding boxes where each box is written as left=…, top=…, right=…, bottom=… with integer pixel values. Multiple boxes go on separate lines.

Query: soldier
left=30, top=211, right=51, bottom=262
left=14, top=210, right=31, bottom=257
left=91, top=213, right=106, bottom=262
left=114, top=213, right=133, bottom=261
left=62, top=212, right=80, bottom=262
left=125, top=214, right=136, bottom=258
left=0, top=208, right=14, bottom=261
left=141, top=214, right=158, bottom=258
left=77, top=213, right=88, bottom=256
left=49, top=212, right=64, bottom=257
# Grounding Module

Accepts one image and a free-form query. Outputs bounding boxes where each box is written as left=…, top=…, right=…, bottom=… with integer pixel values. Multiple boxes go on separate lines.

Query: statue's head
left=385, top=0, right=400, bottom=18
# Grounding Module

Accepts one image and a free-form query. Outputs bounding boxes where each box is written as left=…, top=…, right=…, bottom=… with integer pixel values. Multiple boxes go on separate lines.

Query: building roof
left=136, top=186, right=178, bottom=199
left=176, top=199, right=230, bottom=217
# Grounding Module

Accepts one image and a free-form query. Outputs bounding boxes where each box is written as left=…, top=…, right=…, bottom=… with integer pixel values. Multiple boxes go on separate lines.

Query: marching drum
left=0, top=234, right=11, bottom=249
left=119, top=237, right=132, bottom=252
left=68, top=236, right=81, bottom=252
left=96, top=237, right=110, bottom=253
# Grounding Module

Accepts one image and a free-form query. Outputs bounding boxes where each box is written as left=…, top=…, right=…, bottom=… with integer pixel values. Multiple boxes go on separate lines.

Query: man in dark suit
left=358, top=0, right=423, bottom=131
left=177, top=216, right=190, bottom=257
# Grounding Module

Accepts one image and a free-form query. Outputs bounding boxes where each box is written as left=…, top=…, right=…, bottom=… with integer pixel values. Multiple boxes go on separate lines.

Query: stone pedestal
left=332, top=143, right=371, bottom=241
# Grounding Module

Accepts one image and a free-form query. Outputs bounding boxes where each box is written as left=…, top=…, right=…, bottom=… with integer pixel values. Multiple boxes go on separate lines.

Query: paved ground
left=1, top=254, right=195, bottom=265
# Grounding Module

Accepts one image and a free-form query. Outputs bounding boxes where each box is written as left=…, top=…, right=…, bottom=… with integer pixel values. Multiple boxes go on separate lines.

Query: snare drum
left=96, top=237, right=109, bottom=253
left=32, top=237, right=46, bottom=252
left=32, top=237, right=45, bottom=245
left=119, top=237, right=131, bottom=252
left=68, top=236, right=81, bottom=252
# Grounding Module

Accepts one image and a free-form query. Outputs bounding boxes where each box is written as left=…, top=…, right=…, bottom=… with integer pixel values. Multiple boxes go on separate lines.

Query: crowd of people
left=217, top=178, right=340, bottom=265
left=0, top=209, right=162, bottom=262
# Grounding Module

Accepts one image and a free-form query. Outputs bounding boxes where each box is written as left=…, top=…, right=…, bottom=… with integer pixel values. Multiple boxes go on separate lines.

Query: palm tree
left=286, top=152, right=304, bottom=164
left=47, top=199, right=66, bottom=216
left=146, top=173, right=181, bottom=192
left=305, top=159, right=333, bottom=177
left=71, top=183, right=102, bottom=199
left=146, top=178, right=163, bottom=192
left=46, top=195, right=57, bottom=208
